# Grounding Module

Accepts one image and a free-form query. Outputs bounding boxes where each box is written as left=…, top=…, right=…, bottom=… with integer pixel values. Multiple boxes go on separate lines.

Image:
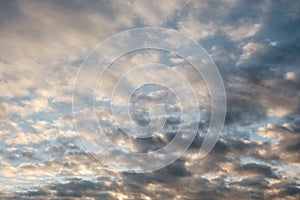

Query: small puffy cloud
left=178, top=18, right=216, bottom=40
left=285, top=72, right=297, bottom=81
left=240, top=42, right=264, bottom=60
left=224, top=23, right=262, bottom=41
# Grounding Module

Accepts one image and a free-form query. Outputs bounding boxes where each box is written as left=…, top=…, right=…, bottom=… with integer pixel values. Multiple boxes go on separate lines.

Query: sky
left=0, top=0, right=300, bottom=199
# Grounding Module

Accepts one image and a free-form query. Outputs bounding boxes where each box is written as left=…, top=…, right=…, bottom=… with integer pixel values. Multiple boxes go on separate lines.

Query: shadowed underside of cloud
left=0, top=0, right=300, bottom=199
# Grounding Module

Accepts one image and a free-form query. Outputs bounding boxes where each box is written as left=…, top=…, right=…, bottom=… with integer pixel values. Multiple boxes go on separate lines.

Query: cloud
left=130, top=0, right=183, bottom=26
left=178, top=19, right=216, bottom=40
left=0, top=0, right=300, bottom=199
left=223, top=22, right=262, bottom=41
left=258, top=115, right=300, bottom=166
left=236, top=163, right=280, bottom=179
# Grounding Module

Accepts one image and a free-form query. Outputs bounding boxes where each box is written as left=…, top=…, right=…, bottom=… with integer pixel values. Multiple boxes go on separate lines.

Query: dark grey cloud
left=123, top=158, right=191, bottom=184
left=257, top=0, right=300, bottom=41
left=249, top=38, right=300, bottom=68
left=224, top=88, right=267, bottom=126
left=236, top=163, right=280, bottom=179
left=230, top=177, right=270, bottom=189
left=0, top=0, right=20, bottom=23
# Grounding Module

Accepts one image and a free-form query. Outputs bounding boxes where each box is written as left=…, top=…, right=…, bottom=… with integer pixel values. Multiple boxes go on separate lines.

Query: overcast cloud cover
left=0, top=0, right=300, bottom=199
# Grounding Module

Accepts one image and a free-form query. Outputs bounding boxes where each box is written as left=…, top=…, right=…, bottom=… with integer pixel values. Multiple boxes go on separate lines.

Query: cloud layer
left=0, top=0, right=300, bottom=199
